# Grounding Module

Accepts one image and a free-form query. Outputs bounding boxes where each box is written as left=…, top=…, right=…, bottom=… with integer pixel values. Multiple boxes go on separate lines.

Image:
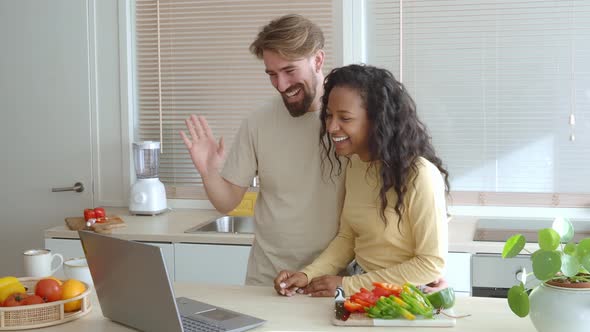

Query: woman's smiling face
left=325, top=86, right=371, bottom=161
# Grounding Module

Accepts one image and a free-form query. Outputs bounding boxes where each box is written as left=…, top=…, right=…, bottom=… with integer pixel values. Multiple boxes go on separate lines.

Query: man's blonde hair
left=250, top=14, right=324, bottom=60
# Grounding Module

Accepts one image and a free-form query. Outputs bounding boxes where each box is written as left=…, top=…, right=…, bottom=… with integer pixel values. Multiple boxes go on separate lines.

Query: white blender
left=129, top=141, right=167, bottom=215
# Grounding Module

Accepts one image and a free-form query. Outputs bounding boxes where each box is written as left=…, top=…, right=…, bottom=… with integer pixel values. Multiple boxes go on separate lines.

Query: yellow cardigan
left=301, top=156, right=448, bottom=295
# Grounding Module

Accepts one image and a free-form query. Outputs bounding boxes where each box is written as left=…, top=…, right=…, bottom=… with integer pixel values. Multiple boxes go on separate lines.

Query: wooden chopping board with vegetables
left=332, top=282, right=459, bottom=327
left=65, top=207, right=126, bottom=234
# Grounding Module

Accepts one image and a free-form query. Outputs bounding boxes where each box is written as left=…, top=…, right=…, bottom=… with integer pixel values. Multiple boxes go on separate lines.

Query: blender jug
left=133, top=141, right=160, bottom=179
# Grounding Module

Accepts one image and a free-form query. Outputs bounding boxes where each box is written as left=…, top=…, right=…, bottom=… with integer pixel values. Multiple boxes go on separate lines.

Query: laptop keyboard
left=182, top=316, right=227, bottom=332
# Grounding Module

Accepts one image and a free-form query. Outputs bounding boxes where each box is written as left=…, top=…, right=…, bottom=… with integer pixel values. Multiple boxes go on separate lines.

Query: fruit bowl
left=0, top=277, right=92, bottom=330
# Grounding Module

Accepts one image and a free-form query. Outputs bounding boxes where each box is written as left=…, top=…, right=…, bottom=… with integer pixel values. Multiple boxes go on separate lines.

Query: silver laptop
left=78, top=230, right=266, bottom=332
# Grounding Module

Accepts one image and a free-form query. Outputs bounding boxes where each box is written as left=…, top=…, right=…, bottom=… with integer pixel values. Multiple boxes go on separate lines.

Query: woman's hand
left=422, top=277, right=449, bottom=293
left=303, top=275, right=343, bottom=297
left=274, top=271, right=308, bottom=297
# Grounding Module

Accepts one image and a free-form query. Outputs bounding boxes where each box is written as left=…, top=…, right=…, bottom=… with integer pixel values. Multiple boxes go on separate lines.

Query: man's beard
left=282, top=75, right=318, bottom=117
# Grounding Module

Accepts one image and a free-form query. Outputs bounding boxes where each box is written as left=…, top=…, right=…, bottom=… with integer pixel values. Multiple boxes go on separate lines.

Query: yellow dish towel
left=228, top=192, right=258, bottom=216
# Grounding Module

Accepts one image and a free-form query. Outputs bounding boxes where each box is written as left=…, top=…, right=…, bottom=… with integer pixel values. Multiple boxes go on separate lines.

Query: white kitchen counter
left=44, top=207, right=254, bottom=245
left=44, top=207, right=539, bottom=254
left=30, top=283, right=536, bottom=332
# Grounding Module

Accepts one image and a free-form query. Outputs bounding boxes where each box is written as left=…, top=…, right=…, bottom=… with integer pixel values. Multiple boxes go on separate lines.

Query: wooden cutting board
left=65, top=216, right=126, bottom=234
left=332, top=311, right=456, bottom=327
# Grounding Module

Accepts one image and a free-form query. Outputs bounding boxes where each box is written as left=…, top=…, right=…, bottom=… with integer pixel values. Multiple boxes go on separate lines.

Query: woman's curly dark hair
left=319, top=64, right=450, bottom=228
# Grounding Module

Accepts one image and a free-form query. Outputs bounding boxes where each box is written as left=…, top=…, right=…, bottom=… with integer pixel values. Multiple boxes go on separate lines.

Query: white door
left=0, top=1, right=94, bottom=276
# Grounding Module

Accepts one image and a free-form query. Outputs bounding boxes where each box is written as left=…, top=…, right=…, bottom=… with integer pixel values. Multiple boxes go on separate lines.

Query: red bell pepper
left=343, top=300, right=365, bottom=313
left=372, top=282, right=402, bottom=297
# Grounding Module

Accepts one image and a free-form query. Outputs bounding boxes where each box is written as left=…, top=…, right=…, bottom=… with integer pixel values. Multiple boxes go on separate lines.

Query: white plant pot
left=529, top=282, right=590, bottom=332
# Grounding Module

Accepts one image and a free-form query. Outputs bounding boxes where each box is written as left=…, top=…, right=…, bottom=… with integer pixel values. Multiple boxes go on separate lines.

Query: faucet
left=251, top=176, right=259, bottom=188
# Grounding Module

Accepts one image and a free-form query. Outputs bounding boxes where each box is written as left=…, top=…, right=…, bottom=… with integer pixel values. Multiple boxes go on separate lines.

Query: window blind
left=366, top=0, right=590, bottom=207
left=365, top=0, right=401, bottom=78
left=135, top=0, right=337, bottom=199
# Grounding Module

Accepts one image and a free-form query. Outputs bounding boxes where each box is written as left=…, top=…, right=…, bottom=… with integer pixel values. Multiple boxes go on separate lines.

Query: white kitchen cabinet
left=143, top=242, right=175, bottom=281
left=446, top=252, right=472, bottom=296
left=174, top=243, right=251, bottom=285
left=44, top=238, right=175, bottom=281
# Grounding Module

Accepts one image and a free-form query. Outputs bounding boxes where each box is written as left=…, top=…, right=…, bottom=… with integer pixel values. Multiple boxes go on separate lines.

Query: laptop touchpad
left=195, top=309, right=240, bottom=321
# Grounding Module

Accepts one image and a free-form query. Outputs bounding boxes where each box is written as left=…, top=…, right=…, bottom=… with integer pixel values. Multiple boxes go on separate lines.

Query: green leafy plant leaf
left=531, top=249, right=542, bottom=260
left=552, top=217, right=574, bottom=243
left=577, top=239, right=590, bottom=259
left=507, top=283, right=529, bottom=317
left=532, top=250, right=561, bottom=280
left=538, top=228, right=560, bottom=251
left=561, top=254, right=580, bottom=277
left=580, top=254, right=590, bottom=273
left=502, top=234, right=526, bottom=258
left=563, top=242, right=577, bottom=256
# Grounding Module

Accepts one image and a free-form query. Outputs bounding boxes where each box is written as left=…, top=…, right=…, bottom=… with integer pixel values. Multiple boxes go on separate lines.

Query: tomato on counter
left=35, top=278, right=62, bottom=302
left=93, top=207, right=106, bottom=218
left=84, top=207, right=107, bottom=223
left=22, top=295, right=44, bottom=305
left=2, top=293, right=28, bottom=307
left=83, top=209, right=96, bottom=221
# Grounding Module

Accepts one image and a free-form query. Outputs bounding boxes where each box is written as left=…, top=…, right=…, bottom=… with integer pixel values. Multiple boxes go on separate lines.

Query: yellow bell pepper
left=0, top=276, right=26, bottom=303
left=0, top=276, right=20, bottom=289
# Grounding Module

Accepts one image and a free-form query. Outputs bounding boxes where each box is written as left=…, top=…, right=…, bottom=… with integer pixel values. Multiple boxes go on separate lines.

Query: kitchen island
left=30, top=283, right=535, bottom=332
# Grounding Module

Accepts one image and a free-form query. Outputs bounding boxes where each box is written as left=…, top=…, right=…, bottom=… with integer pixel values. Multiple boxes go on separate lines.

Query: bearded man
left=180, top=14, right=345, bottom=286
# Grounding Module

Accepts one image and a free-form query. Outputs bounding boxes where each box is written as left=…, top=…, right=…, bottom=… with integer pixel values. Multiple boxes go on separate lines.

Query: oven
left=471, top=253, right=537, bottom=298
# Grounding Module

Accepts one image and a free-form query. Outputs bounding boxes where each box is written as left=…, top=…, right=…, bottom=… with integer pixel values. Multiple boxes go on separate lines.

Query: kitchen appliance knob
left=134, top=192, right=147, bottom=204
left=515, top=268, right=526, bottom=283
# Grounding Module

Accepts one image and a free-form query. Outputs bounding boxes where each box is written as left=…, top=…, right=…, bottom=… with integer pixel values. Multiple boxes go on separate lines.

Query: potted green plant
left=502, top=217, right=590, bottom=332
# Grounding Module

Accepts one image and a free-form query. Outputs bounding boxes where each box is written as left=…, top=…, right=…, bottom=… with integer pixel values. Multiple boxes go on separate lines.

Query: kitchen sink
left=184, top=215, right=255, bottom=234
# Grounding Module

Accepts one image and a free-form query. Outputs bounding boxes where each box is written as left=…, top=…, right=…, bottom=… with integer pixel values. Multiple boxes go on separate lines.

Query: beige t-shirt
left=301, top=156, right=448, bottom=295
left=220, top=96, right=345, bottom=286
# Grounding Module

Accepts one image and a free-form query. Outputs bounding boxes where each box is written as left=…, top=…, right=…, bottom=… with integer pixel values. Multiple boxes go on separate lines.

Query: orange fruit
left=61, top=279, right=86, bottom=312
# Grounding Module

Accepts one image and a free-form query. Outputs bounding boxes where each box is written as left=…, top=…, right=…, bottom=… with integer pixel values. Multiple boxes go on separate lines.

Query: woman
left=274, top=64, right=450, bottom=297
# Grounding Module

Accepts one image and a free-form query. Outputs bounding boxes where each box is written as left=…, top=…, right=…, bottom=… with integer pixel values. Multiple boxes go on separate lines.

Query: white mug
left=23, top=249, right=64, bottom=278
left=63, top=257, right=93, bottom=286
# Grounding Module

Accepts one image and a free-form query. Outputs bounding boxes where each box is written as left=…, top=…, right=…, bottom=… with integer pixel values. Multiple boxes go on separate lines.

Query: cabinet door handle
left=52, top=182, right=85, bottom=193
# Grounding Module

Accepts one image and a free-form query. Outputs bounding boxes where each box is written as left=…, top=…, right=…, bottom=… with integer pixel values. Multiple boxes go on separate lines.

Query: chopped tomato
left=343, top=300, right=365, bottom=313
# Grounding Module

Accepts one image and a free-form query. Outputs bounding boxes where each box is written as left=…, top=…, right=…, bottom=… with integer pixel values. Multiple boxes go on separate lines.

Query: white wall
left=0, top=0, right=126, bottom=276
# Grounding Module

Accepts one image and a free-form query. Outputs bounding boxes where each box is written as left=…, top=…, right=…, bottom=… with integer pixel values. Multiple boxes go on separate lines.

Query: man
left=180, top=14, right=345, bottom=286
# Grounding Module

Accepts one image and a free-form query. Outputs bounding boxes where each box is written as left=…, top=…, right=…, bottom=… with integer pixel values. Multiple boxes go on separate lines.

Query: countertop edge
left=44, top=208, right=541, bottom=255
